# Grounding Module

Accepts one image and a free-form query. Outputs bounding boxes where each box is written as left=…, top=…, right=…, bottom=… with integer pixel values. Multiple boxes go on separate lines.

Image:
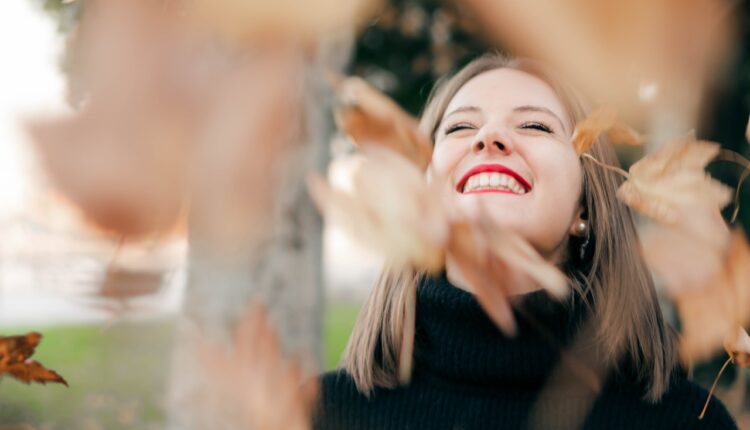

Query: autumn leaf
left=333, top=76, right=434, bottom=170
left=640, top=207, right=730, bottom=294
left=677, top=229, right=750, bottom=364
left=698, top=325, right=750, bottom=419
left=307, top=146, right=448, bottom=272
left=616, top=138, right=732, bottom=224
left=198, top=304, right=317, bottom=430
left=460, top=0, right=734, bottom=126
left=446, top=216, right=569, bottom=336
left=724, top=325, right=750, bottom=367
left=187, top=0, right=379, bottom=44
left=27, top=0, right=195, bottom=239
left=0, top=332, right=68, bottom=387
left=572, top=108, right=643, bottom=155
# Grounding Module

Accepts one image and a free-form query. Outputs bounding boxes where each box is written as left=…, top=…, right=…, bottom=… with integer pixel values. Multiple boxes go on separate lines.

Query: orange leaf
left=572, top=108, right=643, bottom=155
left=187, top=0, right=379, bottom=43
left=677, top=230, right=750, bottom=363
left=446, top=215, right=569, bottom=336
left=0, top=332, right=68, bottom=387
left=198, top=304, right=316, bottom=430
left=307, top=147, right=448, bottom=272
left=334, top=76, right=434, bottom=170
left=724, top=325, right=750, bottom=368
left=641, top=207, right=730, bottom=294
left=26, top=0, right=193, bottom=238
left=617, top=138, right=732, bottom=224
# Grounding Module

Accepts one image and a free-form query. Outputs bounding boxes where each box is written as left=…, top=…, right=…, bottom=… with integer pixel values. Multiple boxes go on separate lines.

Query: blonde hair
left=342, top=54, right=677, bottom=402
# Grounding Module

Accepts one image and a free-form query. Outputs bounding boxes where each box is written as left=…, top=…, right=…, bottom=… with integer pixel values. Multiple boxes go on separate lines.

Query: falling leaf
left=724, top=325, right=750, bottom=367
left=460, top=0, right=734, bottom=126
left=0, top=332, right=68, bottom=387
left=333, top=76, right=433, bottom=170
left=572, top=108, right=643, bottom=155
left=446, top=214, right=569, bottom=336
left=187, top=0, right=379, bottom=43
left=198, top=304, right=317, bottom=430
left=641, top=206, right=730, bottom=294
left=27, top=0, right=197, bottom=239
left=698, top=325, right=750, bottom=420
left=308, top=146, right=448, bottom=272
left=677, top=229, right=750, bottom=363
left=616, top=138, right=732, bottom=224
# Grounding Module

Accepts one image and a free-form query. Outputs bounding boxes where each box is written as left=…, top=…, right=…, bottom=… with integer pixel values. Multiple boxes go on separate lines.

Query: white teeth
left=461, top=172, right=527, bottom=194
left=489, top=173, right=500, bottom=186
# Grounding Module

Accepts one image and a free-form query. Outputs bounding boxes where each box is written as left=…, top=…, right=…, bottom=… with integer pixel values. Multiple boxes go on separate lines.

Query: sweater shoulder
left=313, top=369, right=370, bottom=430
left=654, top=373, right=737, bottom=429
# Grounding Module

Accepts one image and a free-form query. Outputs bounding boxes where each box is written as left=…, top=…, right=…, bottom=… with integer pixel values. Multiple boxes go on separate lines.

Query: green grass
left=0, top=303, right=361, bottom=428
left=324, top=302, right=361, bottom=370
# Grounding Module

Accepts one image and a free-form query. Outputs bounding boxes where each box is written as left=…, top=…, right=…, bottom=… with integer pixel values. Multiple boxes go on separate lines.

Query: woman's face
left=431, top=68, right=583, bottom=260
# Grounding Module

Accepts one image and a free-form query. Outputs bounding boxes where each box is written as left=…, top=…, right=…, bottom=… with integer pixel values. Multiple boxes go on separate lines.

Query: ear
left=568, top=206, right=588, bottom=237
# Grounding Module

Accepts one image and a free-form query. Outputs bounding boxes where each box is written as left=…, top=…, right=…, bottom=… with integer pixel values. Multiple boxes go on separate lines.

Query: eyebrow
left=441, top=104, right=569, bottom=134
left=513, top=105, right=568, bottom=133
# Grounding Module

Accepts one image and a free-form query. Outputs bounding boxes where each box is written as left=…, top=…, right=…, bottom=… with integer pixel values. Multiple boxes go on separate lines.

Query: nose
left=472, top=127, right=512, bottom=155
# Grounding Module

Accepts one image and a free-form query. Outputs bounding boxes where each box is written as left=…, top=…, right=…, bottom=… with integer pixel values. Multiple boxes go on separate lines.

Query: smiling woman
left=313, top=54, right=738, bottom=429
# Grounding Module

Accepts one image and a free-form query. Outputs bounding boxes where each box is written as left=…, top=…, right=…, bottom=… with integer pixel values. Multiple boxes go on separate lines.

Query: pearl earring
left=575, top=221, right=588, bottom=236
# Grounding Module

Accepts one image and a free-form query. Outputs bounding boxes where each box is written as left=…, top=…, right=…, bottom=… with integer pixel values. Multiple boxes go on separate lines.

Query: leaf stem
left=581, top=153, right=630, bottom=180
left=699, top=356, right=732, bottom=420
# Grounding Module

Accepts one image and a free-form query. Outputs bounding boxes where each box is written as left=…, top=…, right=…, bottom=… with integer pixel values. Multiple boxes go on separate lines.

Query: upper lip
left=455, top=163, right=532, bottom=193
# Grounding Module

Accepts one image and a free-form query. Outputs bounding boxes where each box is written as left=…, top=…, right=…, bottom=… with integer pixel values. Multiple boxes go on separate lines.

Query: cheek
left=524, top=148, right=583, bottom=247
left=430, top=141, right=465, bottom=178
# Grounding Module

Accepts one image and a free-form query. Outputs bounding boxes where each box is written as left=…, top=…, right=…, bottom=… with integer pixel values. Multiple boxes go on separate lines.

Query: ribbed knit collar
left=413, top=270, right=588, bottom=390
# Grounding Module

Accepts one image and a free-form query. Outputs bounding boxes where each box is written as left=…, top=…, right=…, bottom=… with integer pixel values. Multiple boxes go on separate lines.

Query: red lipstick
left=456, top=164, right=532, bottom=193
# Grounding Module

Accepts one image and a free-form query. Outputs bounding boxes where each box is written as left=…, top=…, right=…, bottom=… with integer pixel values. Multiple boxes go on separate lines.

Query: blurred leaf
left=724, top=325, right=750, bottom=367
left=617, top=138, right=732, bottom=224
left=677, top=229, right=750, bottom=363
left=461, top=0, right=735, bottom=126
left=333, top=76, right=433, bottom=170
left=198, top=304, right=317, bottom=430
left=572, top=108, right=643, bottom=155
left=187, top=0, right=380, bottom=43
left=308, top=146, right=448, bottom=272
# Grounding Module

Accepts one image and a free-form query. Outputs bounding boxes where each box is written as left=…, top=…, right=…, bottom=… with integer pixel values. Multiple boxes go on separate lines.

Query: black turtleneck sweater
left=314, top=272, right=737, bottom=429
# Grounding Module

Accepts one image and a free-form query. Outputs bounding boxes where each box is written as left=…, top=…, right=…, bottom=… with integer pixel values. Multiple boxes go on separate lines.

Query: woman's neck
left=445, top=254, right=544, bottom=296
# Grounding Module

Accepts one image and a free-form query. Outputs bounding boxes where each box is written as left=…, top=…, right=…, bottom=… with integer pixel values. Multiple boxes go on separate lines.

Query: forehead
left=445, top=68, right=568, bottom=122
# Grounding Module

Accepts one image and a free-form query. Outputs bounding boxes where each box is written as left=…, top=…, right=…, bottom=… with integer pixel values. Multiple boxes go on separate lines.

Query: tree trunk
left=166, top=41, right=348, bottom=429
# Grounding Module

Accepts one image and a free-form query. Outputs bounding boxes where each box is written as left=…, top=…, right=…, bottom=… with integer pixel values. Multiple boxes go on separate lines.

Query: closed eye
left=445, top=122, right=477, bottom=135
left=520, top=122, right=553, bottom=133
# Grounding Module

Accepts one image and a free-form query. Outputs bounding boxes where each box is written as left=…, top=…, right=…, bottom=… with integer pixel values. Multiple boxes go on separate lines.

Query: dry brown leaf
left=187, top=0, right=379, bottom=43
left=334, top=76, right=433, bottom=170
left=198, top=304, right=317, bottom=430
left=677, top=230, right=750, bottom=363
left=0, top=332, right=68, bottom=387
left=572, top=108, right=644, bottom=155
left=698, top=325, right=750, bottom=420
left=617, top=138, right=732, bottom=224
left=27, top=0, right=196, bottom=238
left=641, top=207, right=730, bottom=294
left=446, top=216, right=569, bottom=336
left=97, top=268, right=165, bottom=301
left=308, top=147, right=448, bottom=272
left=461, top=0, right=734, bottom=126
left=724, top=325, right=750, bottom=367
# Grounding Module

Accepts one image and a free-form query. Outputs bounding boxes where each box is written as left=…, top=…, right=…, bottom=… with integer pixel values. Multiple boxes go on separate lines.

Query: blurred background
left=0, top=0, right=748, bottom=428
